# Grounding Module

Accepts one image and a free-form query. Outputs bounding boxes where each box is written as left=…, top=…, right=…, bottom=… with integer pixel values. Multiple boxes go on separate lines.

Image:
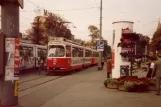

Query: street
left=18, top=67, right=161, bottom=107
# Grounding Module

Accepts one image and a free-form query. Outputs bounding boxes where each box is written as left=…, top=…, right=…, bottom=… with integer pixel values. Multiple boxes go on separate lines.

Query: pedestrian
left=146, top=59, right=155, bottom=78
left=106, top=58, right=112, bottom=78
left=151, top=54, right=161, bottom=95
left=101, top=58, right=104, bottom=69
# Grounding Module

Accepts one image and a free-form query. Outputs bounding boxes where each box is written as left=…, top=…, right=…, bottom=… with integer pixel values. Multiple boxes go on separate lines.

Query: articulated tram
left=19, top=40, right=47, bottom=71
left=47, top=37, right=99, bottom=73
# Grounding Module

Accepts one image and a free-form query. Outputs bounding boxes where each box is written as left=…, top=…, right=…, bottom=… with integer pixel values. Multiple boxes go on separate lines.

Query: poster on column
left=5, top=38, right=20, bottom=81
left=112, top=49, right=115, bottom=69
left=14, top=38, right=20, bottom=77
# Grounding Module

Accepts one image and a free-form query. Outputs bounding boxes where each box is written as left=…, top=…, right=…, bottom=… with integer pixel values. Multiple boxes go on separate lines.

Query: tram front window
left=48, top=45, right=65, bottom=57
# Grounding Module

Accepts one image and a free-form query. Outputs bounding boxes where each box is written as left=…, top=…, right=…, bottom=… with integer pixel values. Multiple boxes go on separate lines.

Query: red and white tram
left=47, top=37, right=99, bottom=73
left=19, top=40, right=47, bottom=71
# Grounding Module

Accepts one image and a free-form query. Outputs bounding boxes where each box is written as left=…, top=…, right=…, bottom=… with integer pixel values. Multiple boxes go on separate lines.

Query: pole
left=98, top=0, right=103, bottom=70
left=0, top=0, right=19, bottom=106
left=36, top=17, right=40, bottom=44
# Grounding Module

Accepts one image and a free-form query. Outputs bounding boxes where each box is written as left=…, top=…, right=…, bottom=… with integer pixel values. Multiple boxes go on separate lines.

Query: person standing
left=106, top=58, right=112, bottom=78
left=152, top=54, right=161, bottom=95
left=146, top=59, right=155, bottom=78
left=38, top=49, right=45, bottom=75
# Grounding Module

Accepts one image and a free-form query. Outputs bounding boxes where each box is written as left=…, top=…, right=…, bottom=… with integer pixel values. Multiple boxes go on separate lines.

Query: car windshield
left=48, top=45, right=65, bottom=57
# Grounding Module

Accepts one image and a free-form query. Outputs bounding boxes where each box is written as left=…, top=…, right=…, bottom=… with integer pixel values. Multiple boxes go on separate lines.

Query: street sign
left=97, top=40, right=104, bottom=51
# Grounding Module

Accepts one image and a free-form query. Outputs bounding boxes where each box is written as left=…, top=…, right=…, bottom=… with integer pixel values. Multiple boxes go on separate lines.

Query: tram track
left=19, top=76, right=63, bottom=92
left=20, top=75, right=47, bottom=84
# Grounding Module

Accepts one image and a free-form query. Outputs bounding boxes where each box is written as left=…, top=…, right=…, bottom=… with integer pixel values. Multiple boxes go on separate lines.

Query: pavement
left=18, top=66, right=161, bottom=107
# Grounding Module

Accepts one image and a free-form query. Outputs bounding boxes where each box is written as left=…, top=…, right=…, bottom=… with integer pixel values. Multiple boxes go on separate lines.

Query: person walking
left=152, top=54, right=161, bottom=95
left=101, top=58, right=104, bottom=69
left=106, top=58, right=112, bottom=78
left=146, top=59, right=155, bottom=78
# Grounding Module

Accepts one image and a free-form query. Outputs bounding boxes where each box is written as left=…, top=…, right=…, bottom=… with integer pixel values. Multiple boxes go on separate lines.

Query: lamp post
left=98, top=0, right=103, bottom=70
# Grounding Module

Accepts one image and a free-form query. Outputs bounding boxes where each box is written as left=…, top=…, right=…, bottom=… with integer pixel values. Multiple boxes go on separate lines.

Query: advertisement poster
left=5, top=66, right=18, bottom=81
left=14, top=38, right=20, bottom=77
left=120, top=65, right=129, bottom=77
left=5, top=38, right=20, bottom=81
left=112, top=49, right=115, bottom=69
left=5, top=38, right=15, bottom=53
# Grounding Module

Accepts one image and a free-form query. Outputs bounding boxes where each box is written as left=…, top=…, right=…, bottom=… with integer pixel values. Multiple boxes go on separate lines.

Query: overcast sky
left=20, top=0, right=161, bottom=46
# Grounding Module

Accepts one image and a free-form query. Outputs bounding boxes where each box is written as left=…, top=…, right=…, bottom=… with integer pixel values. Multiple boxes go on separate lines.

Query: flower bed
left=104, top=78, right=119, bottom=89
left=104, top=76, right=156, bottom=92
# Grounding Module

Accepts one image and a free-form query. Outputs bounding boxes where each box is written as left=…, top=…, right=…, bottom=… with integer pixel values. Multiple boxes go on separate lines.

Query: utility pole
left=0, top=0, right=23, bottom=106
left=98, top=0, right=103, bottom=70
left=36, top=17, right=40, bottom=44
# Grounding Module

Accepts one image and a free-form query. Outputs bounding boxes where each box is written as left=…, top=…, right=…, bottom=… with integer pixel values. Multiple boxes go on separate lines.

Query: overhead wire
left=21, top=7, right=99, bottom=13
left=26, top=0, right=42, bottom=8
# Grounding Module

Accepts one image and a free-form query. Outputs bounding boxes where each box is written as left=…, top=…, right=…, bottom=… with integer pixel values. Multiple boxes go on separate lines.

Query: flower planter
left=104, top=81, right=107, bottom=87
left=107, top=83, right=119, bottom=89
left=148, top=85, right=156, bottom=91
left=118, top=85, right=127, bottom=91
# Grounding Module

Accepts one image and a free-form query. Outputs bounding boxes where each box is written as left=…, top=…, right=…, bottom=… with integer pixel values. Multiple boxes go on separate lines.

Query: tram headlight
left=53, top=62, right=56, bottom=65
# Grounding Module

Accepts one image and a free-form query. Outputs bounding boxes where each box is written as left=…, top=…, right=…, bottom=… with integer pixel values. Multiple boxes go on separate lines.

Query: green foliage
left=103, top=40, right=111, bottom=58
left=26, top=13, right=73, bottom=45
left=88, top=25, right=100, bottom=48
left=106, top=78, right=119, bottom=85
left=152, top=25, right=161, bottom=50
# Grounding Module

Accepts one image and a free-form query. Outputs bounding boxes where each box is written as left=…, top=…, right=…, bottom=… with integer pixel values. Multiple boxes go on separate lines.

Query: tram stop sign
left=97, top=40, right=104, bottom=51
left=0, top=0, right=24, bottom=9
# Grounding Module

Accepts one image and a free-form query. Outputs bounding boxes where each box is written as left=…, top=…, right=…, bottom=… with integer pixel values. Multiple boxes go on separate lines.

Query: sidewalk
left=19, top=67, right=160, bottom=107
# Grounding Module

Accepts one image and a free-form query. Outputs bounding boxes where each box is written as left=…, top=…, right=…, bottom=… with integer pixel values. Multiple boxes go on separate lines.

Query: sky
left=19, top=0, right=161, bottom=46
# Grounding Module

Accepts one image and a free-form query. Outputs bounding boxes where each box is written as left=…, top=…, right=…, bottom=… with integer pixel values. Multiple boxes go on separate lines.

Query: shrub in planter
left=136, top=81, right=149, bottom=92
left=123, top=81, right=137, bottom=92
left=118, top=84, right=127, bottom=91
left=104, top=79, right=108, bottom=87
left=106, top=78, right=119, bottom=89
left=147, top=79, right=156, bottom=91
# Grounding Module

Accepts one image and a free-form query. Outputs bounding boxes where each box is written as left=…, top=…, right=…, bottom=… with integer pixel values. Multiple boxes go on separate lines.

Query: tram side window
left=85, top=50, right=89, bottom=57
left=72, top=47, right=83, bottom=57
left=96, top=52, right=99, bottom=57
left=79, top=49, right=83, bottom=57
left=20, top=46, right=24, bottom=57
left=23, top=46, right=29, bottom=58
left=66, top=46, right=71, bottom=57
left=38, top=48, right=45, bottom=57
left=28, top=47, right=34, bottom=57
left=90, top=51, right=92, bottom=57
left=93, top=52, right=99, bottom=57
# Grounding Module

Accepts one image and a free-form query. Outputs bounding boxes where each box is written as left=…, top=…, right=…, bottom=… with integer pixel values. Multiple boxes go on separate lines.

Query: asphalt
left=18, top=66, right=161, bottom=107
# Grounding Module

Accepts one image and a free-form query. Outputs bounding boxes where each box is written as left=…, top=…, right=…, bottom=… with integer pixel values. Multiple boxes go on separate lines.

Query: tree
left=152, top=25, right=161, bottom=51
left=103, top=40, right=111, bottom=58
left=88, top=25, right=100, bottom=48
left=25, top=12, right=73, bottom=45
